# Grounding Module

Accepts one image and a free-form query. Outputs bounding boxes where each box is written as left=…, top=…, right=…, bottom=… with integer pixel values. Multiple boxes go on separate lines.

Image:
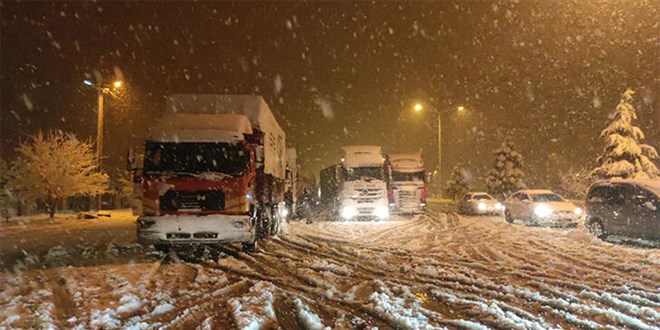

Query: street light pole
left=96, top=89, right=104, bottom=211
left=413, top=103, right=465, bottom=197
left=437, top=112, right=442, bottom=194
left=84, top=78, right=122, bottom=212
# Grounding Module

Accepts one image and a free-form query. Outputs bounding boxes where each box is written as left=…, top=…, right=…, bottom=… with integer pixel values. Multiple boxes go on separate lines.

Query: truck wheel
left=256, top=207, right=271, bottom=239
left=154, top=244, right=170, bottom=253
left=241, top=241, right=258, bottom=252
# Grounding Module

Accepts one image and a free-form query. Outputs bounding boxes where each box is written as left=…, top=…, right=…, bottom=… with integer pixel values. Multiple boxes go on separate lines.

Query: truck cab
left=337, top=146, right=390, bottom=220
left=136, top=95, right=287, bottom=252
left=389, top=153, right=426, bottom=214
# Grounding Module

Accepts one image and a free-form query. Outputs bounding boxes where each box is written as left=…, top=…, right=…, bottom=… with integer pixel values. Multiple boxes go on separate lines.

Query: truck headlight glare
left=534, top=204, right=553, bottom=218
left=341, top=206, right=357, bottom=219
left=478, top=202, right=487, bottom=210
left=574, top=207, right=583, bottom=215
left=374, top=206, right=389, bottom=219
left=495, top=202, right=503, bottom=210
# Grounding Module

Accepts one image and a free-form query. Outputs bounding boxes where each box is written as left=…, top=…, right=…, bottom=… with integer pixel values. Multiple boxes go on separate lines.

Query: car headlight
left=341, top=206, right=357, bottom=219
left=534, top=204, right=553, bottom=218
left=495, top=202, right=503, bottom=210
left=478, top=202, right=487, bottom=210
left=374, top=205, right=389, bottom=219
left=574, top=207, right=583, bottom=215
left=279, top=207, right=289, bottom=218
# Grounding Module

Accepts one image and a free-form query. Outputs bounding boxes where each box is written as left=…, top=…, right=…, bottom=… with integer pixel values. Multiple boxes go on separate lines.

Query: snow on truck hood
left=389, top=153, right=424, bottom=172
left=341, top=145, right=384, bottom=167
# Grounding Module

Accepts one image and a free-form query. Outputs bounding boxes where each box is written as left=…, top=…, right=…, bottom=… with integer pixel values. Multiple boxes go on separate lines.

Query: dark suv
left=585, top=179, right=659, bottom=242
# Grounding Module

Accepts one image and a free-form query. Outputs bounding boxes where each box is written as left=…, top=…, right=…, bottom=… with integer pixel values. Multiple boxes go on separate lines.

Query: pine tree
left=591, top=89, right=659, bottom=180
left=8, top=131, right=108, bottom=218
left=486, top=138, right=525, bottom=198
left=444, top=165, right=469, bottom=200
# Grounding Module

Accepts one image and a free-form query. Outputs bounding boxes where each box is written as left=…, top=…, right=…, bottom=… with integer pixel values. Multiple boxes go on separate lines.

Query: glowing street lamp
left=413, top=102, right=466, bottom=194
left=82, top=78, right=124, bottom=210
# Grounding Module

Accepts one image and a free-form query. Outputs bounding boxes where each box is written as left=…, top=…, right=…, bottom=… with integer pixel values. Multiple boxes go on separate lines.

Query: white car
left=458, top=192, right=503, bottom=215
left=503, top=190, right=582, bottom=227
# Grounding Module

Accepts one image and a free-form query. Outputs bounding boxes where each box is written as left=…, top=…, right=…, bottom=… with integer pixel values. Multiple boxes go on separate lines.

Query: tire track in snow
left=284, top=210, right=660, bottom=327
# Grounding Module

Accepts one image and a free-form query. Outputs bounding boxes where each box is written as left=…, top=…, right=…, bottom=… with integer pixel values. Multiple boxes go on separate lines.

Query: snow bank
left=117, top=294, right=142, bottom=314
left=151, top=302, right=174, bottom=315
left=90, top=308, right=121, bottom=329
left=293, top=298, right=330, bottom=330
left=365, top=283, right=439, bottom=330
left=228, top=281, right=277, bottom=330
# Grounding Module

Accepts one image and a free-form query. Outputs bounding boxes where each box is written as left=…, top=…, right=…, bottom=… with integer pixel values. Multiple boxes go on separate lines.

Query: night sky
left=1, top=1, right=658, bottom=188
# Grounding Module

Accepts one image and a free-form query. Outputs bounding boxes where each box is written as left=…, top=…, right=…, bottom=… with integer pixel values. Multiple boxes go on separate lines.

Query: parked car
left=504, top=189, right=582, bottom=227
left=584, top=179, right=660, bottom=241
left=458, top=192, right=503, bottom=215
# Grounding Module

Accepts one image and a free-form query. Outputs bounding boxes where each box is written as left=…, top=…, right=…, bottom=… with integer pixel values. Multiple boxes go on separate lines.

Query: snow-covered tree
left=9, top=131, right=108, bottom=218
left=591, top=89, right=659, bottom=180
left=444, top=165, right=469, bottom=200
left=486, top=138, right=525, bottom=198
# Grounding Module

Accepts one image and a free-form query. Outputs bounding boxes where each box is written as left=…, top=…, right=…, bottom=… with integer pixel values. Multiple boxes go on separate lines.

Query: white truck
left=336, top=146, right=390, bottom=220
left=390, top=153, right=426, bottom=214
left=134, top=94, right=286, bottom=252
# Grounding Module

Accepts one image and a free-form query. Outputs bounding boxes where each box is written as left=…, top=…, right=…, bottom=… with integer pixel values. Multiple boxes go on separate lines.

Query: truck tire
left=256, top=207, right=271, bottom=239
left=241, top=241, right=258, bottom=252
left=270, top=205, right=280, bottom=236
left=154, top=244, right=171, bottom=253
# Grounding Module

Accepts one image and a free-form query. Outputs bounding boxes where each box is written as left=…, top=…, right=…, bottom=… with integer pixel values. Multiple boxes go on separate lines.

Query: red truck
left=133, top=94, right=286, bottom=252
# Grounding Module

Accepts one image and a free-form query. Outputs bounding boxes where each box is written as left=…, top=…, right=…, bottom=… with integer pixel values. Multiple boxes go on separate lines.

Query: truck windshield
left=392, top=171, right=425, bottom=182
left=344, top=167, right=384, bottom=181
left=143, top=142, right=248, bottom=176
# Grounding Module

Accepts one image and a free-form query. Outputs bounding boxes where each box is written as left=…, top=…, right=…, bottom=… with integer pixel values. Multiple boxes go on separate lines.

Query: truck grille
left=357, top=207, right=374, bottom=215
left=397, top=190, right=420, bottom=206
left=353, top=188, right=383, bottom=204
left=160, top=190, right=225, bottom=211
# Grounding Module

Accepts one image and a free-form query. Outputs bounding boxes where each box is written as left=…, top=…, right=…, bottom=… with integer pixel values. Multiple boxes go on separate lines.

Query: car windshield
left=392, top=171, right=424, bottom=182
left=143, top=141, right=248, bottom=176
left=343, top=166, right=384, bottom=181
left=532, top=193, right=564, bottom=202
left=473, top=194, right=493, bottom=200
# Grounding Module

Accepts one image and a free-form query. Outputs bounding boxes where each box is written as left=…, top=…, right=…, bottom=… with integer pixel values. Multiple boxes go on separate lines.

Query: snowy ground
left=1, top=209, right=659, bottom=329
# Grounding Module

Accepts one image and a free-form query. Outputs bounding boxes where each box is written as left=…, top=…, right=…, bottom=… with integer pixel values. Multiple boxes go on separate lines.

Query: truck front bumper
left=339, top=200, right=390, bottom=220
left=137, top=214, right=256, bottom=246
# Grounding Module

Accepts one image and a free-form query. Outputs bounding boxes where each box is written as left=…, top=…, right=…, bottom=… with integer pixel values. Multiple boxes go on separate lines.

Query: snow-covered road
left=1, top=209, right=659, bottom=329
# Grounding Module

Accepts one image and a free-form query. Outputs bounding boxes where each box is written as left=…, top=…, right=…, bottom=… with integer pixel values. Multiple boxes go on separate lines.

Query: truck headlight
left=495, top=202, right=503, bottom=210
left=478, top=202, right=487, bottom=210
left=534, top=204, right=553, bottom=218
left=341, top=206, right=357, bottom=220
left=574, top=207, right=583, bottom=215
left=374, top=206, right=389, bottom=219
